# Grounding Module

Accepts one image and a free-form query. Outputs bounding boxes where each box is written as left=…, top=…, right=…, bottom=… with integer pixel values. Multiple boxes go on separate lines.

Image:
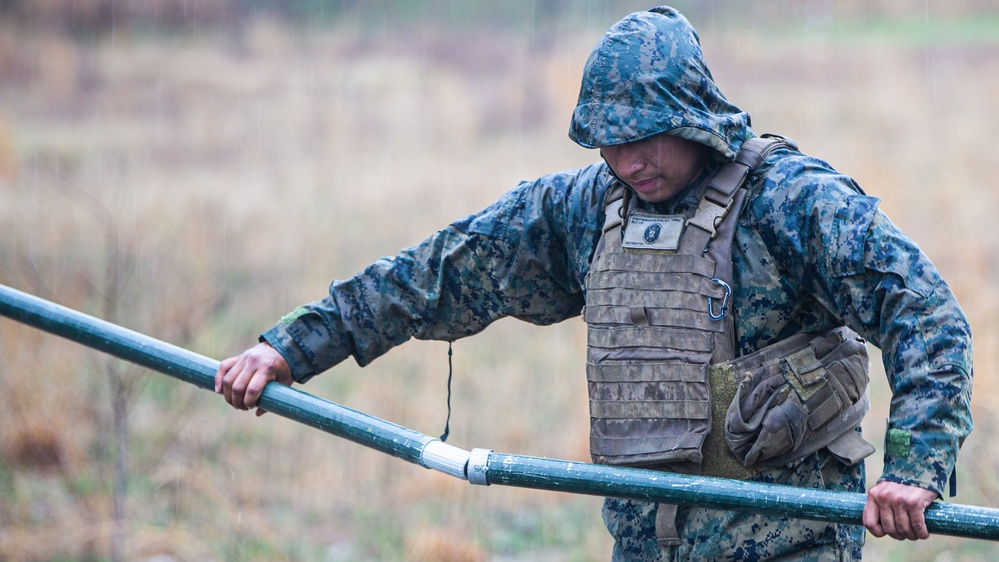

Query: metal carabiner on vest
left=708, top=278, right=731, bottom=321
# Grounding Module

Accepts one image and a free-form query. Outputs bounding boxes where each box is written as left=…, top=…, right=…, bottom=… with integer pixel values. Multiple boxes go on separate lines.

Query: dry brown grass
left=1, top=5, right=998, bottom=561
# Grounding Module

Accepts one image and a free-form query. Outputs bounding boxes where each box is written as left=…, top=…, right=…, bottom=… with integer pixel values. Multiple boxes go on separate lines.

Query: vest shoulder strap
left=682, top=134, right=795, bottom=253
left=735, top=133, right=798, bottom=171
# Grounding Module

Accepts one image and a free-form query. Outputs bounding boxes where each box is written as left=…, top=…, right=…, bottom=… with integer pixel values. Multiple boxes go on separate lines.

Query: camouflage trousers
left=602, top=450, right=867, bottom=561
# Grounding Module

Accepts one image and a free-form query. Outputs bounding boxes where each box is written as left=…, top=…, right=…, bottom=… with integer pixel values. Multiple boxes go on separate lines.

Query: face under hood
left=569, top=6, right=752, bottom=160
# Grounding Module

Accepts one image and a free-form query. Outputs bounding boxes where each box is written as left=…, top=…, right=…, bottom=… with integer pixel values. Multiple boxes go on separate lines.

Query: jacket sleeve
left=260, top=165, right=607, bottom=384
left=854, top=212, right=973, bottom=496
left=753, top=155, right=973, bottom=496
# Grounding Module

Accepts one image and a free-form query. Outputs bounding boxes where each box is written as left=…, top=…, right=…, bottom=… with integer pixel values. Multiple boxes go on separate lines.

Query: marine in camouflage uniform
left=216, top=6, right=973, bottom=561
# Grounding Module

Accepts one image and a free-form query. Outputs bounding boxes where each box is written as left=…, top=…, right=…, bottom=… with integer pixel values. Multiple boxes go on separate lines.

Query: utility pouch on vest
left=720, top=326, right=875, bottom=471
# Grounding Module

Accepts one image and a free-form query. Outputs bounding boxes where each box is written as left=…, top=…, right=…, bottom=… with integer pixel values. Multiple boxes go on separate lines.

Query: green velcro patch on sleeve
left=885, top=427, right=912, bottom=457
left=280, top=306, right=309, bottom=325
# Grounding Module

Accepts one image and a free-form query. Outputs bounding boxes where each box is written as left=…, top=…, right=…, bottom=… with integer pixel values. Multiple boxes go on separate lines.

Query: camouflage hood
left=569, top=6, right=751, bottom=159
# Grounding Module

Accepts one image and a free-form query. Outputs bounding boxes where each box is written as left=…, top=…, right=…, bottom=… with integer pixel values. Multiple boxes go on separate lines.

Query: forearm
left=879, top=360, right=972, bottom=495
left=262, top=229, right=586, bottom=384
left=261, top=226, right=501, bottom=383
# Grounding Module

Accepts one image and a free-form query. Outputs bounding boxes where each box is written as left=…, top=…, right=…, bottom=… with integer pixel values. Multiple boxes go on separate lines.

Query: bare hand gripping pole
left=1, top=282, right=997, bottom=541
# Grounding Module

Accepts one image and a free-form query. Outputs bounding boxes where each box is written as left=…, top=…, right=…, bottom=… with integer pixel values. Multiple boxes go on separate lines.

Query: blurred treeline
left=4, top=0, right=999, bottom=32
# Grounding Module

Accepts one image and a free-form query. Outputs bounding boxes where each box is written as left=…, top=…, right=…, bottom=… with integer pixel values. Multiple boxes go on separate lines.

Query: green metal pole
left=0, top=283, right=433, bottom=465
left=476, top=453, right=999, bottom=541
left=2, top=282, right=998, bottom=541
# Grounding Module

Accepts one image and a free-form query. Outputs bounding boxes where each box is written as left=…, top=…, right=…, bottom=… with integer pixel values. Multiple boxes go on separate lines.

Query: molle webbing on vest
left=589, top=326, right=714, bottom=352
left=585, top=137, right=786, bottom=469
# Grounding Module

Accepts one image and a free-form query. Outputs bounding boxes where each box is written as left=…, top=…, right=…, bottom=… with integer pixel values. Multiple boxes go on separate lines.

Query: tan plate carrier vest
left=584, top=135, right=874, bottom=544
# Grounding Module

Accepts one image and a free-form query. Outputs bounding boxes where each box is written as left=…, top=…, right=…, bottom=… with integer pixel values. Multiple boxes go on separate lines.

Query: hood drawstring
left=440, top=341, right=454, bottom=442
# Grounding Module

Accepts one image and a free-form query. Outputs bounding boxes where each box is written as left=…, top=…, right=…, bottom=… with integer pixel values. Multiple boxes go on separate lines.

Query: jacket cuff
left=259, top=306, right=352, bottom=385
left=879, top=427, right=956, bottom=497
left=260, top=325, right=317, bottom=384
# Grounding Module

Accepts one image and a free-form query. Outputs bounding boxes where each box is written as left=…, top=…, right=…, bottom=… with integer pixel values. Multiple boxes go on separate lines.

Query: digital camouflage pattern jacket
left=262, top=6, right=972, bottom=560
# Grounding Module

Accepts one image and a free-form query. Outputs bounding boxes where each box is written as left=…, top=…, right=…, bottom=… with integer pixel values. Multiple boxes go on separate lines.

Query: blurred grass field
left=1, top=1, right=999, bottom=560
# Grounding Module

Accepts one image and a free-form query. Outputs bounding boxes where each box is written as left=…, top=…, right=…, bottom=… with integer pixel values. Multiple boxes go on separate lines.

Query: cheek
left=653, top=144, right=680, bottom=163
left=602, top=151, right=625, bottom=176
left=658, top=144, right=701, bottom=176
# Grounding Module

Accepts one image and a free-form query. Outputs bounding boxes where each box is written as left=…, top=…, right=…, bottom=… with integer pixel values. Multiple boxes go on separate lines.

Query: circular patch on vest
left=643, top=224, right=661, bottom=244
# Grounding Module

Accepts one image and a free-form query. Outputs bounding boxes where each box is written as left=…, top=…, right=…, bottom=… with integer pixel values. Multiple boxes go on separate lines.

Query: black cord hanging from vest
left=440, top=341, right=453, bottom=442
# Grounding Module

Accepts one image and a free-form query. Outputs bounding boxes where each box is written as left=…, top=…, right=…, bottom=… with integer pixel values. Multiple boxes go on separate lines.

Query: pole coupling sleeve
left=421, top=440, right=470, bottom=480
left=468, top=448, right=492, bottom=486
